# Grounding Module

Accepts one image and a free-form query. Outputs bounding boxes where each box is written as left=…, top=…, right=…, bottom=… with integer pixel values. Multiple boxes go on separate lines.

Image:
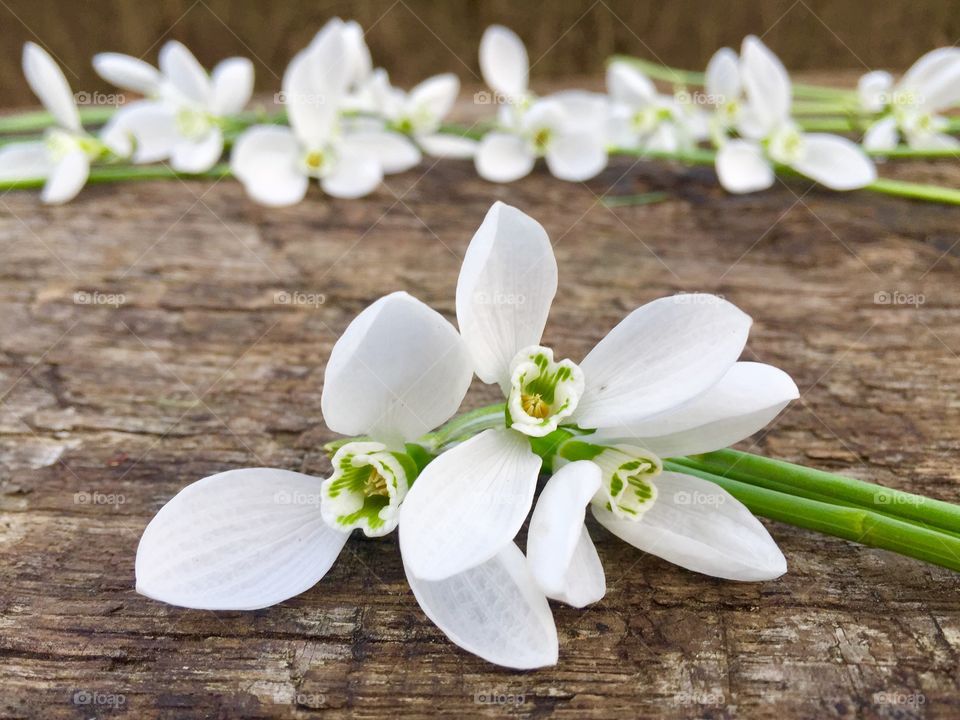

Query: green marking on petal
left=507, top=345, right=585, bottom=438
left=589, top=445, right=662, bottom=521
left=321, top=441, right=415, bottom=537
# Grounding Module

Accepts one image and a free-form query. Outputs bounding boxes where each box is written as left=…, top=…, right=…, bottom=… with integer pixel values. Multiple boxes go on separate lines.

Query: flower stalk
left=407, top=401, right=960, bottom=572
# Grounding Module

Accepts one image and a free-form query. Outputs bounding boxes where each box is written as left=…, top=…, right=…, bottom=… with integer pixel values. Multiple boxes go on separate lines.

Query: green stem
left=0, top=163, right=231, bottom=190
left=612, top=145, right=960, bottom=206
left=0, top=107, right=117, bottom=134
left=679, top=449, right=960, bottom=535
left=610, top=55, right=857, bottom=100
left=664, top=461, right=960, bottom=572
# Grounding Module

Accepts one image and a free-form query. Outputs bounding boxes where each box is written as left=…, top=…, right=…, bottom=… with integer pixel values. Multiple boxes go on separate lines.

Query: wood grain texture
left=2, top=91, right=960, bottom=719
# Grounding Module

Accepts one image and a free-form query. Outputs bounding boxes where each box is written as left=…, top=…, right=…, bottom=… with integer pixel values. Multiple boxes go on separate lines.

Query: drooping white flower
left=230, top=23, right=413, bottom=205
left=359, top=69, right=477, bottom=159
left=715, top=36, right=876, bottom=193
left=97, top=41, right=253, bottom=172
left=400, top=202, right=796, bottom=618
left=606, top=61, right=708, bottom=153
left=858, top=48, right=960, bottom=151
left=475, top=96, right=608, bottom=182
left=704, top=47, right=744, bottom=145
left=134, top=291, right=560, bottom=668
left=475, top=26, right=607, bottom=182
left=0, top=43, right=126, bottom=204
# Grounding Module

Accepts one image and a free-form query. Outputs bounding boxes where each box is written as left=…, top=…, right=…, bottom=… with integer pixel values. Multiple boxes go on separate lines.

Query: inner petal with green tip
left=506, top=345, right=585, bottom=437
left=590, top=445, right=662, bottom=520
left=320, top=441, right=416, bottom=537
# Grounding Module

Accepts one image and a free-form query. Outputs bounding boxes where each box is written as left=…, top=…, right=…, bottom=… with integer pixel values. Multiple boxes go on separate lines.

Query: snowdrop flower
left=474, top=25, right=607, bottom=182
left=704, top=47, right=744, bottom=145
left=400, top=203, right=796, bottom=638
left=231, top=24, right=412, bottom=205
left=97, top=41, right=253, bottom=172
left=479, top=24, right=532, bottom=126
left=362, top=69, right=477, bottom=159
left=715, top=36, right=876, bottom=194
left=606, top=61, right=707, bottom=152
left=475, top=96, right=607, bottom=182
left=858, top=48, right=960, bottom=151
left=135, top=290, right=561, bottom=669
left=0, top=43, right=125, bottom=204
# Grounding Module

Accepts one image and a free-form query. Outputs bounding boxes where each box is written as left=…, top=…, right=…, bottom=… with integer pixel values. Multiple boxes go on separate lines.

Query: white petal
left=342, top=130, right=420, bottom=174
left=606, top=62, right=656, bottom=106
left=0, top=142, right=51, bottom=180
left=792, top=133, right=876, bottom=190
left=93, top=53, right=163, bottom=96
left=417, top=133, right=478, bottom=159
left=100, top=100, right=179, bottom=163
left=475, top=132, right=535, bottom=182
left=593, top=471, right=786, bottom=581
left=41, top=150, right=88, bottom=204
left=545, top=133, right=607, bottom=181
left=399, top=428, right=542, bottom=581
left=159, top=40, right=211, bottom=106
left=210, top=57, right=254, bottom=115
left=320, top=291, right=473, bottom=445
left=136, top=468, right=349, bottom=610
left=230, top=125, right=308, bottom=207
left=527, top=461, right=605, bottom=608
left=284, top=29, right=344, bottom=146
left=548, top=90, right=610, bottom=138
left=455, top=201, right=557, bottom=388
left=171, top=127, right=223, bottom=173
left=321, top=147, right=382, bottom=198
left=739, top=35, right=791, bottom=133
left=705, top=47, right=741, bottom=103
left=22, top=43, right=80, bottom=132
left=857, top=70, right=893, bottom=113
left=593, top=362, right=798, bottom=457
left=341, top=19, right=373, bottom=86
left=900, top=47, right=960, bottom=112
left=863, top=117, right=899, bottom=151
left=573, top=294, right=752, bottom=430
left=715, top=139, right=774, bottom=193
left=404, top=542, right=557, bottom=669
left=907, top=130, right=960, bottom=151
left=479, top=25, right=529, bottom=98
left=406, top=73, right=459, bottom=128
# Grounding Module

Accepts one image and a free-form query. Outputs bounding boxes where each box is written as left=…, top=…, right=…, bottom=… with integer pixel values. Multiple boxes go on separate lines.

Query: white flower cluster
left=135, top=202, right=801, bottom=668
left=1, top=20, right=955, bottom=205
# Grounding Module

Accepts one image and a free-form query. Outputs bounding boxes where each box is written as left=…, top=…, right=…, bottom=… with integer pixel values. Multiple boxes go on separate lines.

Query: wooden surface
left=2, top=107, right=960, bottom=719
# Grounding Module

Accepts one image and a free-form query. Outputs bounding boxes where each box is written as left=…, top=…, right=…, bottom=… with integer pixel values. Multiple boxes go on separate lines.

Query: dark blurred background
left=1, top=0, right=958, bottom=106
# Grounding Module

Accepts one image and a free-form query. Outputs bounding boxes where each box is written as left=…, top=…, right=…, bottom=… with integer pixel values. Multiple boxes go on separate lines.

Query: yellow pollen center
left=521, top=393, right=550, bottom=419
left=305, top=150, right=324, bottom=170
left=363, top=468, right=388, bottom=497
